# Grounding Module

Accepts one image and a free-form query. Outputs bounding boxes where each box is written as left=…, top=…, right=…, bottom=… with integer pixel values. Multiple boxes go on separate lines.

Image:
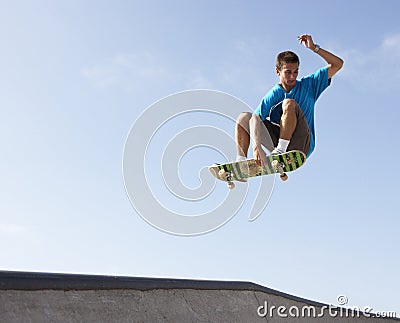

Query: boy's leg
left=236, top=112, right=279, bottom=159
left=283, top=101, right=310, bottom=155
left=235, top=106, right=309, bottom=160
left=286, top=108, right=310, bottom=155
left=266, top=100, right=310, bottom=156
left=235, top=112, right=252, bottom=159
left=280, top=99, right=298, bottom=141
left=261, top=119, right=280, bottom=152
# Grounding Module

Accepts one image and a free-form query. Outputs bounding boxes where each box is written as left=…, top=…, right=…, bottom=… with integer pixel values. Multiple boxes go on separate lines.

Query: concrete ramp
left=0, top=271, right=397, bottom=322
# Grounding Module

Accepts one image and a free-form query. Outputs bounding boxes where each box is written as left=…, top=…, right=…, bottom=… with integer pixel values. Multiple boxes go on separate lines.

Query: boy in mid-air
left=235, top=34, right=344, bottom=168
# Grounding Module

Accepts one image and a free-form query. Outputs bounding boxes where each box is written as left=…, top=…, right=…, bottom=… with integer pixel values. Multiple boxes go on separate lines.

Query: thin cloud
left=340, top=33, right=400, bottom=90
left=81, top=65, right=117, bottom=88
left=113, top=52, right=170, bottom=79
left=81, top=40, right=274, bottom=94
left=0, top=224, right=29, bottom=234
left=81, top=52, right=172, bottom=90
left=187, top=71, right=214, bottom=89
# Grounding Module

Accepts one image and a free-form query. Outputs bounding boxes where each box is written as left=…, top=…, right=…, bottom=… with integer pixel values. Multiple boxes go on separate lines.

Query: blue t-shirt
left=254, top=66, right=330, bottom=157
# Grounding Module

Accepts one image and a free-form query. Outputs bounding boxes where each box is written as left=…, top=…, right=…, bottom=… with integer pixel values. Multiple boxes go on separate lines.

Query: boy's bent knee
left=282, top=99, right=300, bottom=115
left=282, top=99, right=297, bottom=110
left=237, top=112, right=252, bottom=124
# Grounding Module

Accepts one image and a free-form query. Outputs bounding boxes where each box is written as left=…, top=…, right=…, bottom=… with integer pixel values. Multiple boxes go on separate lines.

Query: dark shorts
left=262, top=102, right=310, bottom=156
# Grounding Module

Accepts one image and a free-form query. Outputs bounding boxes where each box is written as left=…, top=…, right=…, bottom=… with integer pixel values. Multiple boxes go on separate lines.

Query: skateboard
left=209, top=150, right=306, bottom=189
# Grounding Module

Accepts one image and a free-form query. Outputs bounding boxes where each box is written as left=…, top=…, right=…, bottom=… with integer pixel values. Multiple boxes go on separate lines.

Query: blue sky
left=1, top=0, right=399, bottom=316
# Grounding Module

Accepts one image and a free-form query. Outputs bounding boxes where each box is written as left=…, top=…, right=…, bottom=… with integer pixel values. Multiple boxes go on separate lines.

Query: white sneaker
left=270, top=147, right=285, bottom=155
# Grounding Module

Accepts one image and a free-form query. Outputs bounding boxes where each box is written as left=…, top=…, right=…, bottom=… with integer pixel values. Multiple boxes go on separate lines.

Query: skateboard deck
left=209, top=150, right=306, bottom=189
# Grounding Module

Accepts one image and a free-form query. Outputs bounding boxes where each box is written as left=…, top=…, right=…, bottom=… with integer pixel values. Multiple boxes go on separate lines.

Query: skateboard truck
left=218, top=169, right=235, bottom=189
left=271, top=160, right=288, bottom=181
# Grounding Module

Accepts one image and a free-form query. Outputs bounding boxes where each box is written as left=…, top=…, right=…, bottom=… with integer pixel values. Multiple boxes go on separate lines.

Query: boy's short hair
left=276, top=51, right=300, bottom=70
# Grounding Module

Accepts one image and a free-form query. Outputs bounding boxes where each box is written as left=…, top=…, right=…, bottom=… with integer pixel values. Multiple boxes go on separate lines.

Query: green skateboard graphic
left=209, top=150, right=306, bottom=189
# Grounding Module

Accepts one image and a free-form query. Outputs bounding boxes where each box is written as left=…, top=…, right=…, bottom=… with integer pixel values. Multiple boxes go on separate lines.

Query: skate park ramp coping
left=0, top=271, right=398, bottom=322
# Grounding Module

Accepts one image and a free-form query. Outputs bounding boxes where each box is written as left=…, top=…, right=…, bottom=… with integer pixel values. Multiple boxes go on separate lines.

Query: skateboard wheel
left=280, top=173, right=288, bottom=181
left=227, top=182, right=235, bottom=189
left=271, top=160, right=279, bottom=168
left=218, top=169, right=228, bottom=180
left=218, top=169, right=226, bottom=176
left=219, top=169, right=233, bottom=182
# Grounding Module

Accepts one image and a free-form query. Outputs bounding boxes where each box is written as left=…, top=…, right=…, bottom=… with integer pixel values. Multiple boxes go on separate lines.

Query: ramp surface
left=0, top=271, right=397, bottom=322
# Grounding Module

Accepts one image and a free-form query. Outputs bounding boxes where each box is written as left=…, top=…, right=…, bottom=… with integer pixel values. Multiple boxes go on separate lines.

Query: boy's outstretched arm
left=297, top=34, right=344, bottom=79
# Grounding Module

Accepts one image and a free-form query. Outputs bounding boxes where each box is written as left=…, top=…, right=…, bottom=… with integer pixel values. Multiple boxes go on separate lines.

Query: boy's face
left=276, top=63, right=299, bottom=91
